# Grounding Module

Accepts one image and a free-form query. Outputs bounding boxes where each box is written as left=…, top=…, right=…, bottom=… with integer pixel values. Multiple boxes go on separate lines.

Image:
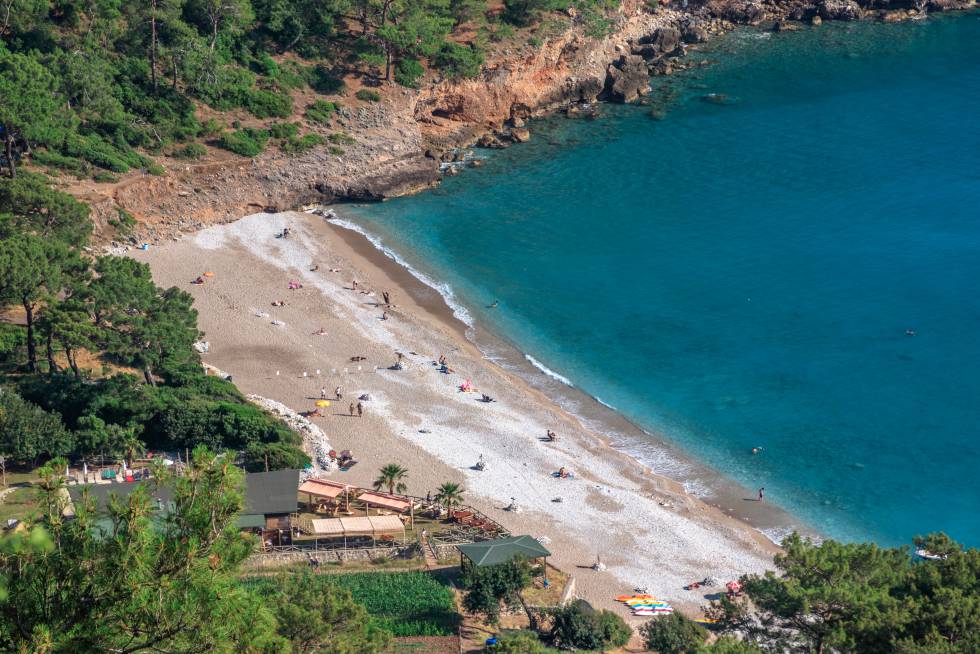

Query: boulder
left=511, top=116, right=526, bottom=128
left=818, top=0, right=864, bottom=19
left=681, top=23, right=710, bottom=43
left=638, top=27, right=682, bottom=55
left=605, top=55, right=651, bottom=103
left=810, top=13, right=823, bottom=23
left=510, top=128, right=531, bottom=143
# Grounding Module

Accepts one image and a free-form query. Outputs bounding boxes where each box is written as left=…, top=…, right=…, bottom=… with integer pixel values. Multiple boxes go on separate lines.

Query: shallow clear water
left=345, top=14, right=980, bottom=545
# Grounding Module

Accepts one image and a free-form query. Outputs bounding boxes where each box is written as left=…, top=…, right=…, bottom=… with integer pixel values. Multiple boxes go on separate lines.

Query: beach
left=135, top=209, right=782, bottom=618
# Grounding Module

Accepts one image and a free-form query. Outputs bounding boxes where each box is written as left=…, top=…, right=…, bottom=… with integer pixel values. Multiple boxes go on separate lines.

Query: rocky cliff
left=91, top=0, right=974, bottom=244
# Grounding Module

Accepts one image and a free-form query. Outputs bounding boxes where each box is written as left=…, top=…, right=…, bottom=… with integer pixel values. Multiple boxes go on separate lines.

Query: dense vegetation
left=0, top=172, right=307, bottom=471
left=0, top=449, right=387, bottom=653
left=0, top=0, right=620, bottom=177
left=248, top=571, right=459, bottom=637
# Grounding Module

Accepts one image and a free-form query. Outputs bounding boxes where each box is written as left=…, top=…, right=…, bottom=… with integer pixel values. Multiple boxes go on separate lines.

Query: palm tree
left=373, top=463, right=408, bottom=495
left=434, top=481, right=464, bottom=514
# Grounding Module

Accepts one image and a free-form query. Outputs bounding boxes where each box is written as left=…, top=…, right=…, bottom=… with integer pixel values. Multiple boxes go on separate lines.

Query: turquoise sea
left=342, top=14, right=980, bottom=546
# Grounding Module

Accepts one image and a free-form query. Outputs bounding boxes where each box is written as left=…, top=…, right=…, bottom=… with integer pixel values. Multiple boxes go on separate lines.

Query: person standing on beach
left=335, top=386, right=343, bottom=400
left=352, top=279, right=358, bottom=291
left=320, top=387, right=327, bottom=400
left=758, top=487, right=765, bottom=502
left=356, top=402, right=363, bottom=418
left=349, top=402, right=355, bottom=417
left=382, top=290, right=390, bottom=306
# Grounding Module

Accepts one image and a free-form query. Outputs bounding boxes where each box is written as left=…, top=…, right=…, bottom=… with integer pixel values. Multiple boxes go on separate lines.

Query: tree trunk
left=23, top=301, right=37, bottom=372
left=66, top=347, right=80, bottom=378
left=385, top=49, right=393, bottom=80
left=517, top=592, right=537, bottom=631
left=150, top=0, right=158, bottom=90
left=3, top=128, right=15, bottom=178
left=143, top=366, right=156, bottom=386
left=171, top=52, right=179, bottom=90
left=45, top=332, right=56, bottom=375
left=210, top=17, right=218, bottom=51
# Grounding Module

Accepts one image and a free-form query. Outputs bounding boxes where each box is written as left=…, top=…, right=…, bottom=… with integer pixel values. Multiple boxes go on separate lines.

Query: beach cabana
left=299, top=478, right=352, bottom=514
left=309, top=515, right=405, bottom=547
left=356, top=490, right=414, bottom=526
left=457, top=535, right=551, bottom=578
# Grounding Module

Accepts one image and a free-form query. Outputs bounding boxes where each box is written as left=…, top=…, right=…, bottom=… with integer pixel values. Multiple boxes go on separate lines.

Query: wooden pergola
left=299, top=478, right=352, bottom=514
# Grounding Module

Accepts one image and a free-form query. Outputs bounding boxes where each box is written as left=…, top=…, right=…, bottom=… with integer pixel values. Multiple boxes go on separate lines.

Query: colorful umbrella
left=315, top=400, right=331, bottom=407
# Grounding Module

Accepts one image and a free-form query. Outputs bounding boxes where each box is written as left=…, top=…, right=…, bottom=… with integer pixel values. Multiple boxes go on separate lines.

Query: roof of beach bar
left=310, top=515, right=405, bottom=538
left=457, top=535, right=551, bottom=567
left=299, top=478, right=350, bottom=499
left=356, top=490, right=412, bottom=512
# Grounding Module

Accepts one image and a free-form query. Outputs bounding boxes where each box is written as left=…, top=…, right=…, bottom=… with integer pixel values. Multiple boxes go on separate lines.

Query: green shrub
left=93, top=171, right=119, bottom=183
left=267, top=122, right=299, bottom=139
left=549, top=601, right=631, bottom=651
left=218, top=128, right=270, bottom=157
left=108, top=209, right=136, bottom=235
left=171, top=143, right=208, bottom=159
left=328, top=132, right=356, bottom=146
left=280, top=133, right=325, bottom=154
left=485, top=631, right=557, bottom=654
left=328, top=146, right=345, bottom=155
left=305, top=100, right=338, bottom=125
left=394, top=58, right=425, bottom=88
left=640, top=612, right=707, bottom=654
left=146, top=162, right=166, bottom=175
left=244, top=88, right=292, bottom=119
left=31, top=150, right=87, bottom=175
left=434, top=42, right=484, bottom=79
left=243, top=441, right=310, bottom=472
left=310, top=65, right=346, bottom=94
left=355, top=89, right=381, bottom=103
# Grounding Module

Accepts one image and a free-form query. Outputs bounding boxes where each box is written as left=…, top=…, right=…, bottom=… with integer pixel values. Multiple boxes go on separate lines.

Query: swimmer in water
left=752, top=447, right=762, bottom=455
left=906, top=329, right=916, bottom=336
left=488, top=300, right=499, bottom=309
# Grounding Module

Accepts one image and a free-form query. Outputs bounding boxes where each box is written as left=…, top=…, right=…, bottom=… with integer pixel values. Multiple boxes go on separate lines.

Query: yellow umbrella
left=315, top=400, right=331, bottom=407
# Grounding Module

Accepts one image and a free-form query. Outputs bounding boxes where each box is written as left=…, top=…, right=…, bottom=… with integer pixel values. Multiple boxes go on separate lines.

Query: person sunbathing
left=312, top=328, right=327, bottom=335
left=272, top=300, right=286, bottom=307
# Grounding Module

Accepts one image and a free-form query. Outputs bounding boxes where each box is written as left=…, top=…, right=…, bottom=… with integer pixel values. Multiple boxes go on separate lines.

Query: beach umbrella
left=315, top=400, right=330, bottom=407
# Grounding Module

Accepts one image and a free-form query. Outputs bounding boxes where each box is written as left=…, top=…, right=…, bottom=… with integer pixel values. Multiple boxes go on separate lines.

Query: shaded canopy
left=299, top=478, right=350, bottom=499
left=457, top=535, right=551, bottom=567
left=309, top=515, right=405, bottom=538
left=357, top=491, right=412, bottom=512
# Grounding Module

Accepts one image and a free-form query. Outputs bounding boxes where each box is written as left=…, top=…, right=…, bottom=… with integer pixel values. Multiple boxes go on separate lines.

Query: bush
left=109, top=209, right=136, bottom=235
left=305, top=100, right=338, bottom=125
left=243, top=441, right=310, bottom=472
left=700, top=637, right=765, bottom=654
left=243, top=88, right=293, bottom=119
left=328, top=132, right=356, bottom=146
left=171, top=143, right=208, bottom=159
left=434, top=42, right=484, bottom=79
left=355, top=89, right=381, bottom=103
left=267, top=122, right=299, bottom=139
left=218, top=128, right=270, bottom=157
left=309, top=65, right=346, bottom=94
left=549, top=601, right=631, bottom=651
left=640, top=613, right=707, bottom=654
left=328, top=146, right=345, bottom=155
left=146, top=162, right=165, bottom=175
left=394, top=58, right=425, bottom=88
left=93, top=171, right=119, bottom=183
left=31, top=150, right=87, bottom=175
left=280, top=133, right=324, bottom=154
left=486, top=630, right=556, bottom=653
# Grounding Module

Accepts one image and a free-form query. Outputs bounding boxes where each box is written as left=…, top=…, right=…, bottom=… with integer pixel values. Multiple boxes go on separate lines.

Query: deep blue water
left=345, top=15, right=980, bottom=546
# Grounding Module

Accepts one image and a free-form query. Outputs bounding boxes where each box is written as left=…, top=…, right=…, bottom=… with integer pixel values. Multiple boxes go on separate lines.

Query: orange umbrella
left=315, top=400, right=330, bottom=407
left=203, top=271, right=215, bottom=277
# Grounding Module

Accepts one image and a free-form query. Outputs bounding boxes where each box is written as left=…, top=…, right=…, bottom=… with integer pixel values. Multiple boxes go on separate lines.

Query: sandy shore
left=135, top=210, right=779, bottom=620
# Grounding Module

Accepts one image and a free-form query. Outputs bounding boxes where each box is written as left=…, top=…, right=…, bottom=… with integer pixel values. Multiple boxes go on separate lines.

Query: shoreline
left=326, top=211, right=813, bottom=546
left=136, top=209, right=783, bottom=620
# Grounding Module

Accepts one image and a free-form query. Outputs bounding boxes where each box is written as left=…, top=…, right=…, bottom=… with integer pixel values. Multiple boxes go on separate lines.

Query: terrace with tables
left=279, top=478, right=508, bottom=554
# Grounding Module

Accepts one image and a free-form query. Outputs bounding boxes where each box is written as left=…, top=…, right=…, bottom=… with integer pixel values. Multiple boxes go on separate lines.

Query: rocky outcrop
left=818, top=0, right=865, bottom=19
left=605, top=54, right=651, bottom=102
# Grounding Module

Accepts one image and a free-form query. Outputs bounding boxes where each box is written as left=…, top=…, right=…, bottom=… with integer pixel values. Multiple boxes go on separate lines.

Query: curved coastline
left=324, top=212, right=813, bottom=546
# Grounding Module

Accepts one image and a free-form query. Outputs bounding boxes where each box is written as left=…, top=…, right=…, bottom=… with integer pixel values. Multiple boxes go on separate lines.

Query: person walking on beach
left=349, top=402, right=356, bottom=417
left=352, top=279, right=358, bottom=291
left=335, top=386, right=343, bottom=400
left=382, top=290, right=390, bottom=306
left=320, top=387, right=327, bottom=400
left=356, top=402, right=363, bottom=418
left=758, top=487, right=765, bottom=502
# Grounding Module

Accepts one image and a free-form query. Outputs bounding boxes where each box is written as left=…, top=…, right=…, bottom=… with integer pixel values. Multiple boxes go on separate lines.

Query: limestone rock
left=510, top=127, right=531, bottom=143
left=818, top=0, right=864, bottom=19
left=605, top=55, right=651, bottom=103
